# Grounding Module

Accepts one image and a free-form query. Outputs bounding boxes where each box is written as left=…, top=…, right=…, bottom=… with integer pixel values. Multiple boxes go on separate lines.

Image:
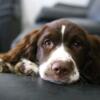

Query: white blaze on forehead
left=61, top=25, right=66, bottom=36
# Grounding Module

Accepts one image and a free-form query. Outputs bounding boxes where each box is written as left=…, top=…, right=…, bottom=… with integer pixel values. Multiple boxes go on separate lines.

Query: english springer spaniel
left=0, top=19, right=100, bottom=84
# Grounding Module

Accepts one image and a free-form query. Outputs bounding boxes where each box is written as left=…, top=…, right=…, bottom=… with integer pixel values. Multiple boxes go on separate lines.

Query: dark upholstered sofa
left=0, top=0, right=21, bottom=52
left=0, top=73, right=100, bottom=100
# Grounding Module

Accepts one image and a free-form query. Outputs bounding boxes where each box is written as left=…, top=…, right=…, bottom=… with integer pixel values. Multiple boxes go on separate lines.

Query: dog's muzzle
left=39, top=45, right=80, bottom=84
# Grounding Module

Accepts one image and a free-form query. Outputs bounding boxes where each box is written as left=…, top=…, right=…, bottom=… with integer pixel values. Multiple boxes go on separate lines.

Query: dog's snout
left=51, top=61, right=74, bottom=76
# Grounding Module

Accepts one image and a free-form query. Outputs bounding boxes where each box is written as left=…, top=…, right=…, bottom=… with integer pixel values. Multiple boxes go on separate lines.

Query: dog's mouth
left=41, top=71, right=79, bottom=84
left=40, top=73, right=72, bottom=84
left=39, top=61, right=80, bottom=84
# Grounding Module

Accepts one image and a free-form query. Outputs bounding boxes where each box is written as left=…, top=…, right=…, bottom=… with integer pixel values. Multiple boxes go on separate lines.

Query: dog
left=0, top=19, right=100, bottom=84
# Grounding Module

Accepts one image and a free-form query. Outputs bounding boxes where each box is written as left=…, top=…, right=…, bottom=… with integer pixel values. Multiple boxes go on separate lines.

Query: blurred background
left=0, top=0, right=100, bottom=52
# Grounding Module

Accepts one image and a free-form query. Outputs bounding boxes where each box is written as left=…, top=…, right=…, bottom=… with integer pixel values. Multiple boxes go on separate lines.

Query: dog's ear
left=0, top=26, right=47, bottom=64
left=0, top=29, right=40, bottom=64
left=82, top=34, right=100, bottom=84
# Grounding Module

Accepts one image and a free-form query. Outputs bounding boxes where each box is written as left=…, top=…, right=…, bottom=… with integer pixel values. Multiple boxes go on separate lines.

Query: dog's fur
left=0, top=19, right=100, bottom=84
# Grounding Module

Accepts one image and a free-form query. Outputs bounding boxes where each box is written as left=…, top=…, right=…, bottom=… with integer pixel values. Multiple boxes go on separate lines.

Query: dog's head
left=5, top=19, right=100, bottom=84
left=36, top=19, right=90, bottom=84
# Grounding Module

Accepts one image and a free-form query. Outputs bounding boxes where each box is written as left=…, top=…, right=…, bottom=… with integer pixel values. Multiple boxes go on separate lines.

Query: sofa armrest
left=36, top=7, right=87, bottom=23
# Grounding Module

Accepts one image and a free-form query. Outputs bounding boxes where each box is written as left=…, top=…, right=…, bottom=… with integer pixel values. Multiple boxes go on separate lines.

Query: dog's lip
left=45, top=69, right=71, bottom=79
left=41, top=73, right=70, bottom=84
left=42, top=77, right=70, bottom=84
left=46, top=79, right=68, bottom=84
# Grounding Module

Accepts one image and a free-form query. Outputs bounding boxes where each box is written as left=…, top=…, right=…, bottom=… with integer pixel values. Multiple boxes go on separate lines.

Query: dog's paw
left=0, top=59, right=4, bottom=72
left=15, top=58, right=38, bottom=76
left=0, top=59, right=13, bottom=72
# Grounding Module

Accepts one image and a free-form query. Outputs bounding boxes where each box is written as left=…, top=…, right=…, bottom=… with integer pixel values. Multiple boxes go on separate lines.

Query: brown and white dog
left=0, top=19, right=100, bottom=84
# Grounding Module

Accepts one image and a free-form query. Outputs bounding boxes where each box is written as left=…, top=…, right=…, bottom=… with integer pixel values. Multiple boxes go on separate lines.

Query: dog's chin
left=39, top=69, right=80, bottom=84
left=39, top=61, right=80, bottom=84
left=39, top=75, right=76, bottom=84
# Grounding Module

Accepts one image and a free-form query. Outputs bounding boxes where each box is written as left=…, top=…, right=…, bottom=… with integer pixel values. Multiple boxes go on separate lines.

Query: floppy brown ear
left=82, top=34, right=100, bottom=84
left=0, top=29, right=41, bottom=64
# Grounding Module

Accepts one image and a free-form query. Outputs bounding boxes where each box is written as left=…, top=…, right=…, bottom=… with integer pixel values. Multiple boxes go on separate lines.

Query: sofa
left=0, top=73, right=100, bottom=100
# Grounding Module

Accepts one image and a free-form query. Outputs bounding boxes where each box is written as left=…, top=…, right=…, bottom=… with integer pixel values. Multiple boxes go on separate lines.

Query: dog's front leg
left=0, top=59, right=14, bottom=73
left=14, top=58, right=39, bottom=76
left=0, top=58, right=39, bottom=76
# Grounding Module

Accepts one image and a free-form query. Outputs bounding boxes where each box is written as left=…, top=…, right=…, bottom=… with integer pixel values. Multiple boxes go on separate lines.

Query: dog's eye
left=71, top=39, right=83, bottom=50
left=72, top=40, right=81, bottom=47
left=42, top=39, right=54, bottom=49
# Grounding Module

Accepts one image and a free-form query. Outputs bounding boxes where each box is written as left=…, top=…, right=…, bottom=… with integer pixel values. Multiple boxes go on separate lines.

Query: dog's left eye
left=42, top=39, right=54, bottom=49
left=72, top=40, right=82, bottom=48
left=71, top=39, right=83, bottom=50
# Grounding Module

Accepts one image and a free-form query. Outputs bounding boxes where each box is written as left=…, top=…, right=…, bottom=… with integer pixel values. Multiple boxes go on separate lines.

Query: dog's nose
left=51, top=61, right=73, bottom=76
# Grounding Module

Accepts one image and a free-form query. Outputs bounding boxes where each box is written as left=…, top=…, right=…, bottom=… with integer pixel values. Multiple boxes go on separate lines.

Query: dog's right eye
left=42, top=39, right=54, bottom=49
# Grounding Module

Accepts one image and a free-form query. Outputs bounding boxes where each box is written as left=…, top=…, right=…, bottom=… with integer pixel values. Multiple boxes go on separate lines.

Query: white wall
left=21, top=0, right=90, bottom=30
left=21, top=0, right=42, bottom=29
